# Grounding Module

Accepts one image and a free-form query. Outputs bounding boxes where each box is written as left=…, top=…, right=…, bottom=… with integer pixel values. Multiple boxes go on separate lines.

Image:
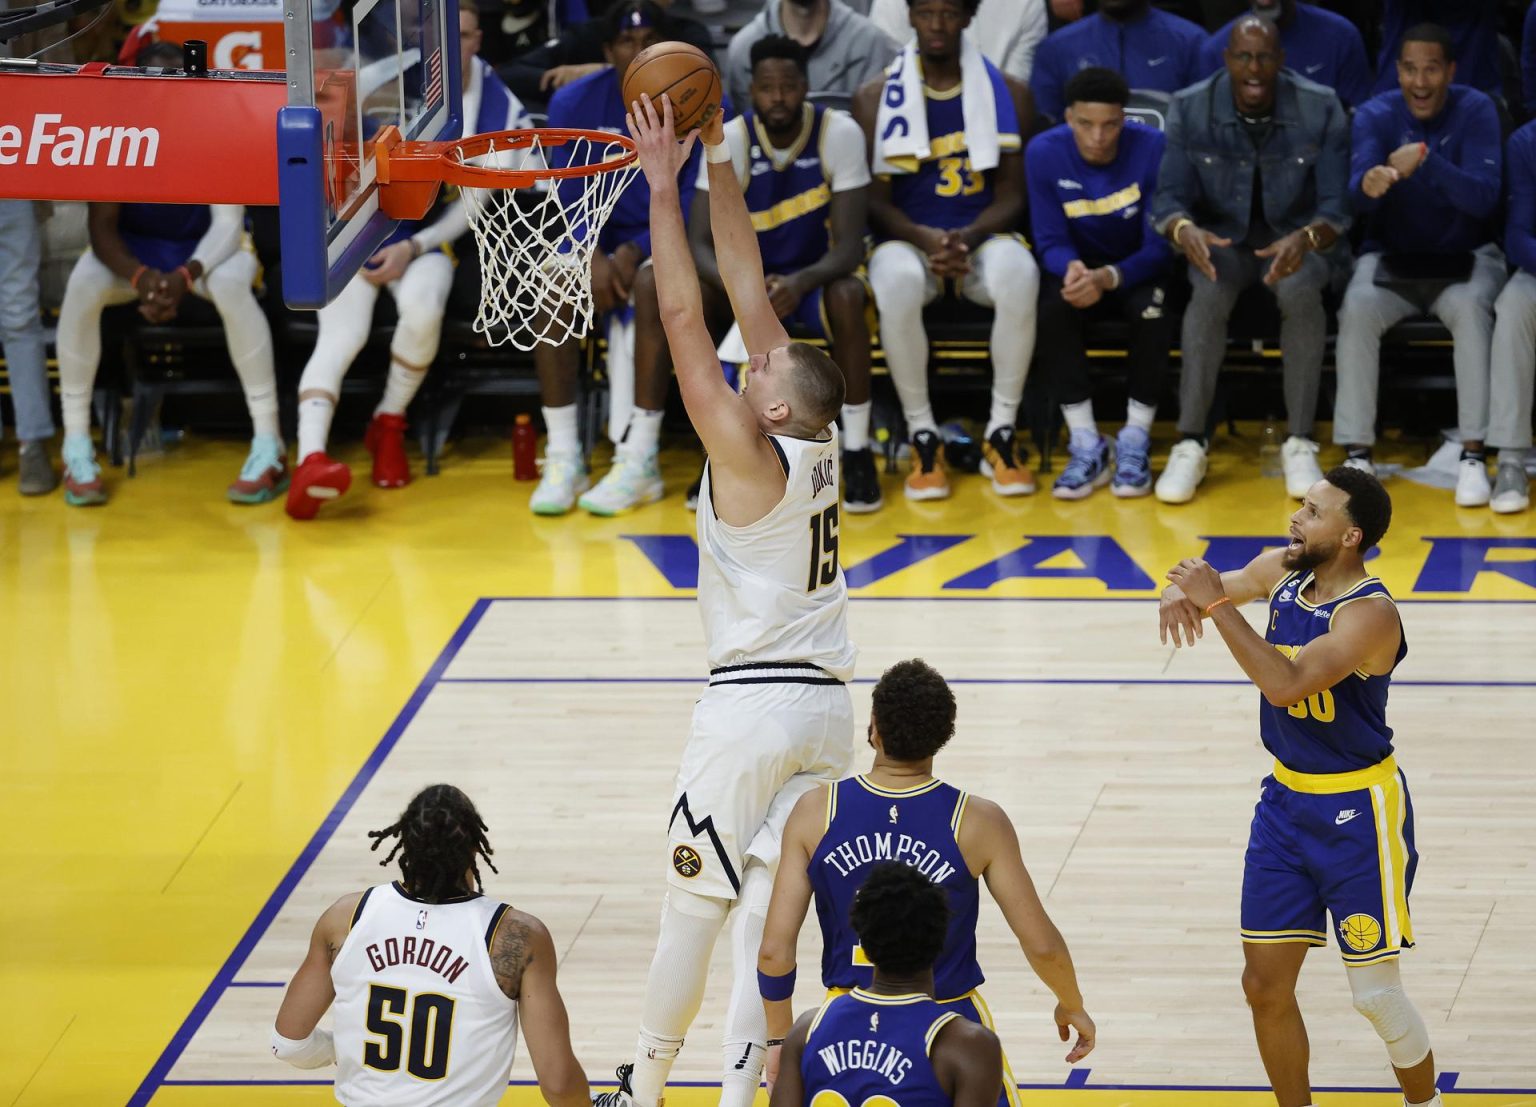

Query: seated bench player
left=287, top=0, right=533, bottom=519
left=690, top=35, right=881, bottom=512
left=854, top=0, right=1038, bottom=502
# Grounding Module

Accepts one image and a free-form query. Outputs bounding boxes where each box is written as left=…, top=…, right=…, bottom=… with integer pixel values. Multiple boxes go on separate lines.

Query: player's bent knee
left=1239, top=963, right=1294, bottom=1013
left=664, top=885, right=732, bottom=923
left=1348, top=963, right=1431, bottom=1068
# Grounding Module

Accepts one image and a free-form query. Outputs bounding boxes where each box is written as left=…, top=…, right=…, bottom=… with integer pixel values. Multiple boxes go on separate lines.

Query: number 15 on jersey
left=808, top=504, right=840, bottom=591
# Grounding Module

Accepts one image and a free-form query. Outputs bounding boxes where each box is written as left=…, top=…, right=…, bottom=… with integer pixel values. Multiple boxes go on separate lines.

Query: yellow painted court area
left=3, top=432, right=1534, bottom=1107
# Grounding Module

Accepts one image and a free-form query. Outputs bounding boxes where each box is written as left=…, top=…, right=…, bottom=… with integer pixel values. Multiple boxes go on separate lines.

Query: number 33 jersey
left=330, top=882, right=519, bottom=1107
left=1260, top=572, right=1407, bottom=775
left=696, top=428, right=856, bottom=681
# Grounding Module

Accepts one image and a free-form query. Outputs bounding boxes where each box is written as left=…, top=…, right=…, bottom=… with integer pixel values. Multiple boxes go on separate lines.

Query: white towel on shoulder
left=873, top=31, right=1000, bottom=176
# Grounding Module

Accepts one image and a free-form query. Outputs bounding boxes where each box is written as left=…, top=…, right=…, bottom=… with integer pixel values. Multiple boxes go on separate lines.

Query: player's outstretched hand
left=1055, top=1003, right=1096, bottom=1063
left=1159, top=583, right=1205, bottom=648
left=626, top=93, right=697, bottom=191
left=1166, top=558, right=1226, bottom=612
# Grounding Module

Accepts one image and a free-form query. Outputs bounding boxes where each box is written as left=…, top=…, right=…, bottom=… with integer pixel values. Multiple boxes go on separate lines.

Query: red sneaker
left=285, top=451, right=352, bottom=520
left=365, top=412, right=411, bottom=488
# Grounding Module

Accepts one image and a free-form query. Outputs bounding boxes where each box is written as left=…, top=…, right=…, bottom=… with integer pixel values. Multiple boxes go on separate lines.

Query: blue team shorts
left=1240, top=757, right=1418, bottom=965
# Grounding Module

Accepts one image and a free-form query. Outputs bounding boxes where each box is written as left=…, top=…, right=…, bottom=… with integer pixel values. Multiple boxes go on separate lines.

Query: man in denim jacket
left=1150, top=17, right=1349, bottom=505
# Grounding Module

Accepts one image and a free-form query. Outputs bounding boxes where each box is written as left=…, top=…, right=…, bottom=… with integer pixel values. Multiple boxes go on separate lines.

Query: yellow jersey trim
left=753, top=103, right=815, bottom=166
left=826, top=783, right=838, bottom=830
left=922, top=82, right=963, bottom=101
left=1062, top=182, right=1142, bottom=219
left=924, top=1011, right=961, bottom=1055
left=851, top=988, right=933, bottom=1006
left=854, top=775, right=943, bottom=798
left=807, top=994, right=841, bottom=1036
left=750, top=182, right=832, bottom=233
left=950, top=790, right=969, bottom=835
left=1272, top=755, right=1398, bottom=795
left=1293, top=572, right=1383, bottom=611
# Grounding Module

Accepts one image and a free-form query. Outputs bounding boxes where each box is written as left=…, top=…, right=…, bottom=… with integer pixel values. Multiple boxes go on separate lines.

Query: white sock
left=1063, top=399, right=1097, bottom=436
left=297, top=396, right=335, bottom=461
left=719, top=863, right=773, bottom=1107
left=905, top=404, right=938, bottom=436
left=841, top=402, right=872, bottom=452
left=61, top=385, right=93, bottom=441
left=375, top=360, right=426, bottom=417
left=542, top=404, right=579, bottom=456
left=620, top=408, right=664, bottom=459
left=1406, top=1095, right=1442, bottom=1107
left=1126, top=399, right=1157, bottom=433
left=985, top=394, right=1022, bottom=439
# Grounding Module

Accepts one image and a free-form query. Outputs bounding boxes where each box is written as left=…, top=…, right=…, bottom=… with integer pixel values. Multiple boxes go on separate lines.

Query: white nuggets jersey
left=696, top=429, right=855, bottom=681
left=330, top=882, right=519, bottom=1107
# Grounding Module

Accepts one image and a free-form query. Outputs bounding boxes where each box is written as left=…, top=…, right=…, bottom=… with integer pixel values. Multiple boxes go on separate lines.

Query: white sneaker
left=1281, top=436, right=1325, bottom=499
left=1341, top=453, right=1376, bottom=475
left=1491, top=461, right=1530, bottom=514
left=578, top=451, right=664, bottom=516
left=1155, top=439, right=1208, bottom=504
left=530, top=449, right=589, bottom=516
left=1454, top=455, right=1492, bottom=507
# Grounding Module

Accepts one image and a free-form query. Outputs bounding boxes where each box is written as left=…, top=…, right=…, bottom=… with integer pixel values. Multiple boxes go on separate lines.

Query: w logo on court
left=672, top=846, right=703, bottom=879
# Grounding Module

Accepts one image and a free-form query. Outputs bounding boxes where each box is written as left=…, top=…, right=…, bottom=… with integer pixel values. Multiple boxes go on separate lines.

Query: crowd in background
left=1, top=0, right=1533, bottom=520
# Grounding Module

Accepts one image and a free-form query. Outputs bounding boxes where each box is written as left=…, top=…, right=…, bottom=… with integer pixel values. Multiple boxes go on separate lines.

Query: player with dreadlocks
left=272, top=784, right=592, bottom=1107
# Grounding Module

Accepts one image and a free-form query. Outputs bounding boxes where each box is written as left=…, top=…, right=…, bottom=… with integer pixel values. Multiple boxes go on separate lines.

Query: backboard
left=277, top=0, right=461, bottom=308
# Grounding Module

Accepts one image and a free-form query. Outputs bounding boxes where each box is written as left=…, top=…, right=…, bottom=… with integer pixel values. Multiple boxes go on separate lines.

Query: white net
left=455, top=132, right=639, bottom=351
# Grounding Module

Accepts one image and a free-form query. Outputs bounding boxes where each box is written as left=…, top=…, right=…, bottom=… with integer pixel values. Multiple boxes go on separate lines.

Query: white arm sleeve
left=189, top=204, right=245, bottom=274
left=695, top=116, right=751, bottom=192
left=821, top=111, right=872, bottom=192
left=271, top=1026, right=336, bottom=1069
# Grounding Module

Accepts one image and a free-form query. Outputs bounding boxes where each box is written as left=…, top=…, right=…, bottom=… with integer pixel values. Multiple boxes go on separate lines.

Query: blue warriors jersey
left=810, top=777, right=983, bottom=998
left=803, top=990, right=959, bottom=1107
left=118, top=203, right=211, bottom=271
left=742, top=104, right=833, bottom=274
left=887, top=64, right=1020, bottom=232
left=1260, top=572, right=1406, bottom=775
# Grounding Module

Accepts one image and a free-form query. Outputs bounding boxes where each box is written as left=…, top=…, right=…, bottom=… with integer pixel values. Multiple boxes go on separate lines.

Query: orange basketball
left=621, top=42, right=722, bottom=138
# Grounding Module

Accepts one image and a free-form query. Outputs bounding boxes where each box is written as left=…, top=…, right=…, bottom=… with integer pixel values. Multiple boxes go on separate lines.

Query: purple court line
left=433, top=676, right=1536, bottom=688
left=128, top=599, right=495, bottom=1107
left=478, top=595, right=1536, bottom=604
left=134, top=597, right=1536, bottom=1103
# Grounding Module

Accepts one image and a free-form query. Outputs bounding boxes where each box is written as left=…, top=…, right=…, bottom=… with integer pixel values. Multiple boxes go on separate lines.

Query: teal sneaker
left=228, top=435, right=290, bottom=504
left=62, top=435, right=107, bottom=506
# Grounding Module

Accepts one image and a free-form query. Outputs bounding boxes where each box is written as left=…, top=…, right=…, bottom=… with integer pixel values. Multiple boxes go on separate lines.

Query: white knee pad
left=867, top=243, right=928, bottom=313
left=1347, top=960, right=1431, bottom=1068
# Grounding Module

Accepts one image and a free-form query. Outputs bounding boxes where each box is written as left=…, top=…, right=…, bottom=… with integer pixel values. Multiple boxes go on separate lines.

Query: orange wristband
left=1205, top=596, right=1232, bottom=616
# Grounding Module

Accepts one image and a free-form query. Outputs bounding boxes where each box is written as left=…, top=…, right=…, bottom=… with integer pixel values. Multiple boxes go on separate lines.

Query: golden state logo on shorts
left=1339, top=913, right=1383, bottom=952
left=672, top=845, right=702, bottom=879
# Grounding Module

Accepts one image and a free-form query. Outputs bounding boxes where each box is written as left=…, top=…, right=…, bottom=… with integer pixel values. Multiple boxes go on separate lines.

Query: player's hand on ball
left=699, top=106, right=725, bottom=149
left=627, top=93, right=697, bottom=189
left=1055, top=1003, right=1096, bottom=1063
left=1166, top=558, right=1225, bottom=612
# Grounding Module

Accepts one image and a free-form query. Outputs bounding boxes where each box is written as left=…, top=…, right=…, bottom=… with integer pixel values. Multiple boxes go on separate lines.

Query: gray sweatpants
left=1333, top=245, right=1508, bottom=447
left=0, top=199, right=54, bottom=443
left=1490, top=269, right=1536, bottom=452
left=1177, top=245, right=1330, bottom=439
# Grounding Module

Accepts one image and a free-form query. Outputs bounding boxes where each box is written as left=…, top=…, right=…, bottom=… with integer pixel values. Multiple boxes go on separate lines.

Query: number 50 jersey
left=696, top=428, right=856, bottom=681
left=331, top=882, right=520, bottom=1107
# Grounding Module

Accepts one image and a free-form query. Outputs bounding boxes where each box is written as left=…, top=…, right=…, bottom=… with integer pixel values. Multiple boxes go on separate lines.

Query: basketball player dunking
left=1160, top=468, right=1445, bottom=1107
left=592, top=93, right=856, bottom=1107
left=271, top=785, right=590, bottom=1107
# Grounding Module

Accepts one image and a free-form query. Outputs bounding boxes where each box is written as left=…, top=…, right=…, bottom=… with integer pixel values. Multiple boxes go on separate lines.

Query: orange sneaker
left=904, top=429, right=950, bottom=501
left=365, top=412, right=411, bottom=488
left=285, top=451, right=352, bottom=520
left=980, top=426, right=1036, bottom=496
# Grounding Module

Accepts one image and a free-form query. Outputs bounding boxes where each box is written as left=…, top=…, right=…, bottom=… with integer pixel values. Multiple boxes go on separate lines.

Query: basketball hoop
left=374, top=125, right=640, bottom=350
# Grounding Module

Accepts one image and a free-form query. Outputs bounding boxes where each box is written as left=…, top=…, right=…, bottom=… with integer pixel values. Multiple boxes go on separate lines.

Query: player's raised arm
left=1159, top=546, right=1290, bottom=648
left=271, top=894, right=355, bottom=1068
left=700, top=110, right=792, bottom=356
left=627, top=93, right=770, bottom=471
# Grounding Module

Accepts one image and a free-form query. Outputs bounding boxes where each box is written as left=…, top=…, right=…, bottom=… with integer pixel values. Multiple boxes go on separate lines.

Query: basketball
left=621, top=42, right=722, bottom=138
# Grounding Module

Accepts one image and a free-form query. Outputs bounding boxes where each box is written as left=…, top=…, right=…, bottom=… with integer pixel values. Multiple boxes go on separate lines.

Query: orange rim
left=375, top=125, right=638, bottom=191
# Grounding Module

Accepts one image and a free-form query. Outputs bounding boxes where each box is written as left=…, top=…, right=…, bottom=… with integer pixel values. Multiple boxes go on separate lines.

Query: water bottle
left=1259, top=419, right=1283, bottom=478
left=513, top=413, right=538, bottom=481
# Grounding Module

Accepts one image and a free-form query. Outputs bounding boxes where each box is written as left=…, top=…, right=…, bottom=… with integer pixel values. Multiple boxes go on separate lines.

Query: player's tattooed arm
left=507, top=914, right=591, bottom=1107
left=490, top=909, right=534, bottom=999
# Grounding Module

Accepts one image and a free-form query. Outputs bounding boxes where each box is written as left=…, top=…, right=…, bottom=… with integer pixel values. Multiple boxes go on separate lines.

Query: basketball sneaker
left=365, top=412, right=411, bottom=488
left=1281, top=436, right=1325, bottom=499
left=227, top=435, right=289, bottom=504
left=1342, top=450, right=1376, bottom=476
left=62, top=435, right=106, bottom=507
left=17, top=440, right=58, bottom=496
left=590, top=1063, right=636, bottom=1107
left=904, top=429, right=949, bottom=500
left=1454, top=453, right=1491, bottom=507
left=1155, top=439, right=1208, bottom=504
left=578, top=451, right=664, bottom=516
left=1052, top=432, right=1112, bottom=500
left=285, top=452, right=352, bottom=520
left=530, top=449, right=589, bottom=516
left=1112, top=425, right=1153, bottom=497
left=1491, top=460, right=1529, bottom=514
left=980, top=426, right=1036, bottom=495
left=843, top=447, right=883, bottom=513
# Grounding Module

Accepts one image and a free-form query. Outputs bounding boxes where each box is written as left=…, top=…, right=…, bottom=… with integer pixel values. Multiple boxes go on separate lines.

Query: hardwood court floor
left=2, top=432, right=1533, bottom=1107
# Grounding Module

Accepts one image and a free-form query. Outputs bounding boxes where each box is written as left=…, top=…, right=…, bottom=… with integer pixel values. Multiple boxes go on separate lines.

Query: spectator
left=1150, top=17, right=1348, bottom=504
left=1488, top=116, right=1536, bottom=514
left=1030, top=0, right=1207, bottom=122
left=725, top=0, right=896, bottom=110
left=1371, top=0, right=1501, bottom=99
left=1523, top=0, right=1535, bottom=118
left=1028, top=67, right=1174, bottom=499
left=529, top=0, right=706, bottom=517
left=0, top=199, right=57, bottom=496
left=474, top=0, right=555, bottom=66
left=691, top=37, right=882, bottom=511
left=1199, top=0, right=1372, bottom=107
left=854, top=0, right=1038, bottom=501
left=498, top=0, right=713, bottom=107
left=286, top=0, right=532, bottom=520
left=868, top=0, right=1047, bottom=83
left=1334, top=23, right=1506, bottom=506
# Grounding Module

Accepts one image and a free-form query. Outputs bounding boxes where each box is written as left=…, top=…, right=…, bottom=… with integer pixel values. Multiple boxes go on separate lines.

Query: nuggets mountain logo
left=672, top=845, right=702, bottom=879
